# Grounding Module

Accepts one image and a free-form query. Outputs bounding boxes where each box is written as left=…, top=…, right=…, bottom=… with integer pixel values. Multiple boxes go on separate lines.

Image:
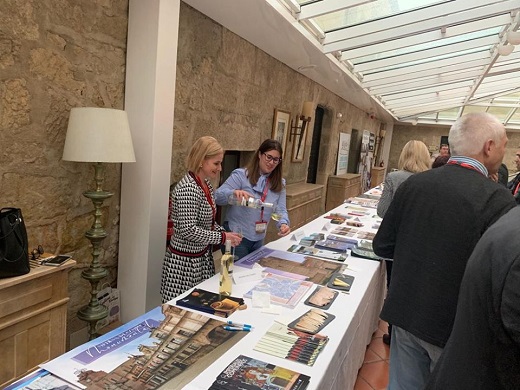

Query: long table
left=8, top=198, right=386, bottom=390
left=177, top=200, right=386, bottom=390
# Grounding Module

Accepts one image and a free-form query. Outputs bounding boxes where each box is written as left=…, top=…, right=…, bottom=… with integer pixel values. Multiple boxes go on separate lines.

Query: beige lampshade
left=63, top=107, right=136, bottom=163
left=302, top=101, right=313, bottom=119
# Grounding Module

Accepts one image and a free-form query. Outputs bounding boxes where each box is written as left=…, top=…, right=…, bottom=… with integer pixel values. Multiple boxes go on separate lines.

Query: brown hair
left=245, top=139, right=284, bottom=192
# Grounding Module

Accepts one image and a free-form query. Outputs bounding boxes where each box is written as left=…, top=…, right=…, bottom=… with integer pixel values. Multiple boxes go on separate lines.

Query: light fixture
left=507, top=31, right=520, bottom=45
left=63, top=107, right=136, bottom=339
left=289, top=101, right=313, bottom=159
left=497, top=44, right=515, bottom=56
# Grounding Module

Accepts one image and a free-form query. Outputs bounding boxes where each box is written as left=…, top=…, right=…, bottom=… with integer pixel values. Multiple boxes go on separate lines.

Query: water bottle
left=227, top=194, right=273, bottom=209
left=219, top=240, right=234, bottom=296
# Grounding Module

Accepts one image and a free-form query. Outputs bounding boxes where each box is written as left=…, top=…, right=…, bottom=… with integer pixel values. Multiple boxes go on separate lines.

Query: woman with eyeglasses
left=215, top=139, right=291, bottom=259
left=161, top=136, right=243, bottom=302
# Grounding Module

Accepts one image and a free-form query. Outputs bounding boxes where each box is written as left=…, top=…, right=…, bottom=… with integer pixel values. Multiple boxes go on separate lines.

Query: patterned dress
left=160, top=172, right=225, bottom=302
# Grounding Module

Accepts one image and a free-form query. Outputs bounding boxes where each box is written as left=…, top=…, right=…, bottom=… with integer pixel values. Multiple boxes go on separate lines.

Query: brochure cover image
left=41, top=305, right=247, bottom=389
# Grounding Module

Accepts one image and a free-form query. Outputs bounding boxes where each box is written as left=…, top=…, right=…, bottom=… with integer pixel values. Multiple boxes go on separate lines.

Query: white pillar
left=118, top=0, right=179, bottom=322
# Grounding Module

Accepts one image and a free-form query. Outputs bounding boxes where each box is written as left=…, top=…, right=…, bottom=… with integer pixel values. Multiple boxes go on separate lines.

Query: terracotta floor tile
left=368, top=336, right=390, bottom=360
left=378, top=320, right=389, bottom=333
left=363, top=347, right=383, bottom=363
left=358, top=360, right=390, bottom=390
left=354, top=376, right=374, bottom=390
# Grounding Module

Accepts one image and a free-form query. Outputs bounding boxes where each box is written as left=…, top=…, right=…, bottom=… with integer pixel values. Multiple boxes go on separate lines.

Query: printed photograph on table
left=254, top=321, right=329, bottom=366
left=288, top=308, right=335, bottom=335
left=209, top=355, right=310, bottom=390
left=40, top=305, right=247, bottom=390
left=272, top=108, right=291, bottom=157
left=244, top=273, right=313, bottom=309
left=236, top=248, right=348, bottom=285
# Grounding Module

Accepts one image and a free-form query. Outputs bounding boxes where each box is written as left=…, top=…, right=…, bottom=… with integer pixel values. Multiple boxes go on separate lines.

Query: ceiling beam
left=298, top=0, right=375, bottom=20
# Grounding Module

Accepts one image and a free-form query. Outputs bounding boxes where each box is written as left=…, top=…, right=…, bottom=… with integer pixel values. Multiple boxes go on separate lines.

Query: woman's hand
left=233, top=190, right=253, bottom=201
left=226, top=232, right=243, bottom=247
left=278, top=224, right=291, bottom=237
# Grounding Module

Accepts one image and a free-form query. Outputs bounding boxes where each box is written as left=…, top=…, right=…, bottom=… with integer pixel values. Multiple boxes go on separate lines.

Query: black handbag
left=0, top=207, right=30, bottom=278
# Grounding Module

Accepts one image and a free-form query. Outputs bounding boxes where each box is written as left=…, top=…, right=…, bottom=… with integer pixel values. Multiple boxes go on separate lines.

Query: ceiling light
left=498, top=44, right=515, bottom=56
left=507, top=31, right=520, bottom=45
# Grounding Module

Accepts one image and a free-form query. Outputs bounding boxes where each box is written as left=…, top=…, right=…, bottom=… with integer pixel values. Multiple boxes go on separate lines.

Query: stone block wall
left=390, top=123, right=520, bottom=174
left=173, top=4, right=382, bottom=188
left=0, top=0, right=129, bottom=340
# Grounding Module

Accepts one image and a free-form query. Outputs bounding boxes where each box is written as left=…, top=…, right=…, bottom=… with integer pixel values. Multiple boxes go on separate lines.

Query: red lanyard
left=446, top=160, right=485, bottom=176
left=189, top=172, right=216, bottom=228
left=261, top=178, right=270, bottom=202
left=260, top=178, right=270, bottom=221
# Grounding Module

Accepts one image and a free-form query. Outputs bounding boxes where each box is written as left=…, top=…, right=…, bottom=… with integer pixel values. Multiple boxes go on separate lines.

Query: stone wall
left=390, top=123, right=520, bottom=174
left=1, top=0, right=384, bottom=346
left=0, top=0, right=129, bottom=341
left=173, top=4, right=382, bottom=188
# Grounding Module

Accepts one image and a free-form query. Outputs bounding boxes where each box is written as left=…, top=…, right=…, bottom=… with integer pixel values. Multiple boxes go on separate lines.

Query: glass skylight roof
left=278, top=0, right=520, bottom=129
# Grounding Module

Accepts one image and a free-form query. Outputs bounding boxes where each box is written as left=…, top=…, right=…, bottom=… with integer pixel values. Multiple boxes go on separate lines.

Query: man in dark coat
left=507, top=148, right=520, bottom=203
left=373, top=112, right=516, bottom=390
left=425, top=206, right=520, bottom=390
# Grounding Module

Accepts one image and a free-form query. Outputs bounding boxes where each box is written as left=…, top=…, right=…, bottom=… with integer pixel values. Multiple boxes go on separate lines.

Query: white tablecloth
left=181, top=201, right=386, bottom=390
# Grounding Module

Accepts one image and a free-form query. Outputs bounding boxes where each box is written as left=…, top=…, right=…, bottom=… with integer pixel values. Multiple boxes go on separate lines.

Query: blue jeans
left=388, top=326, right=444, bottom=390
left=222, top=222, right=263, bottom=260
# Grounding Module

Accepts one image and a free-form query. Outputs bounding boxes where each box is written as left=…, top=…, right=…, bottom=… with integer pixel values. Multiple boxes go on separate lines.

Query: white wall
left=118, top=0, right=179, bottom=322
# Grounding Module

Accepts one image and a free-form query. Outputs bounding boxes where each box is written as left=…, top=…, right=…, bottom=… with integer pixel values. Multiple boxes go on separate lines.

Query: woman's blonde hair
left=186, top=136, right=223, bottom=173
left=398, top=140, right=431, bottom=173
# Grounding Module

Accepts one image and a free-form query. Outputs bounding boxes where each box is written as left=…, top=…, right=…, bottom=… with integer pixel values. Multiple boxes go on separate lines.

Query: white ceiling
left=183, top=0, right=520, bottom=128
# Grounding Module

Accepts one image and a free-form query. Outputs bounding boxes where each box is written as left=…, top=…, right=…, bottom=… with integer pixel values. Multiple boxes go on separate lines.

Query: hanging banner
left=336, top=132, right=351, bottom=175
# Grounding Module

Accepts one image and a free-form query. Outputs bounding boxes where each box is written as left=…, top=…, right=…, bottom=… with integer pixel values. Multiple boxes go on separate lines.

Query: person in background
left=490, top=162, right=509, bottom=186
left=215, top=139, right=290, bottom=259
left=432, top=155, right=449, bottom=169
left=430, top=143, right=451, bottom=163
left=438, top=143, right=450, bottom=157
left=373, top=112, right=516, bottom=390
left=507, top=148, right=520, bottom=202
left=425, top=206, right=520, bottom=390
left=376, top=139, right=431, bottom=345
left=160, top=136, right=242, bottom=302
left=377, top=140, right=431, bottom=218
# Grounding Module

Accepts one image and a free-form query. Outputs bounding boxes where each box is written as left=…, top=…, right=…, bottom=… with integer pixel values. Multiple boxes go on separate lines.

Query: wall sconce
left=289, top=101, right=313, bottom=157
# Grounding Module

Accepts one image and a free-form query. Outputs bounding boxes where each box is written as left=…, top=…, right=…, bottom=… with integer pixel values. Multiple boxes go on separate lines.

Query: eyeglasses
left=262, top=152, right=282, bottom=164
left=30, top=245, right=44, bottom=260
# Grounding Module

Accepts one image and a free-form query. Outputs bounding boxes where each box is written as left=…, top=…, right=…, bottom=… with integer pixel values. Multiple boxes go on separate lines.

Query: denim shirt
left=214, top=168, right=290, bottom=241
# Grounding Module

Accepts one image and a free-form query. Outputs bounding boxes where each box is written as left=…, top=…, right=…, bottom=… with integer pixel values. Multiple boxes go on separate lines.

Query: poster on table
left=40, top=305, right=247, bottom=389
left=336, top=132, right=351, bottom=175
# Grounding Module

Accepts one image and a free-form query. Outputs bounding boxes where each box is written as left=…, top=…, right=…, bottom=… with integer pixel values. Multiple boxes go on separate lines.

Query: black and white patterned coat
left=160, top=173, right=225, bottom=302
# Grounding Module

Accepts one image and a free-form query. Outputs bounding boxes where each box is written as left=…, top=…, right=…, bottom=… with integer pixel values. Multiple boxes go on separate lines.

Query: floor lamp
left=62, top=107, right=136, bottom=340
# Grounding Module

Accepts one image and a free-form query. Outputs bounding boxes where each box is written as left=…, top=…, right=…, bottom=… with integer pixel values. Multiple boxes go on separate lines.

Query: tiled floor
left=354, top=320, right=390, bottom=390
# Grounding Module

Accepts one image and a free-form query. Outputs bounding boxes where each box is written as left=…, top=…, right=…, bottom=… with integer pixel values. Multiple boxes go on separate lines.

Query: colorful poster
left=41, top=305, right=247, bottom=389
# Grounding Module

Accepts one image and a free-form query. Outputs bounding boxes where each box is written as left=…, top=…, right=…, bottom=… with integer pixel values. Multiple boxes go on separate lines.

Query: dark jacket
left=373, top=163, right=516, bottom=347
left=426, top=206, right=520, bottom=389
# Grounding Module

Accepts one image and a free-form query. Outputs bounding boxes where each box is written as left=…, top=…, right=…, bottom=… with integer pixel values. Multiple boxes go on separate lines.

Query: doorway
left=347, top=129, right=362, bottom=173
left=307, top=106, right=324, bottom=183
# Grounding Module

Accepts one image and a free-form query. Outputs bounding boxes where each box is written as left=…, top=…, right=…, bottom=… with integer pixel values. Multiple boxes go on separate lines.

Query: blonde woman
left=376, top=139, right=431, bottom=345
left=377, top=140, right=431, bottom=218
left=161, top=136, right=242, bottom=302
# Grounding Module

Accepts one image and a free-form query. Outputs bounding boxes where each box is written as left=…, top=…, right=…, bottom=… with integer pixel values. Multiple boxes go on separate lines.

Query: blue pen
left=227, top=320, right=252, bottom=329
left=223, top=325, right=251, bottom=331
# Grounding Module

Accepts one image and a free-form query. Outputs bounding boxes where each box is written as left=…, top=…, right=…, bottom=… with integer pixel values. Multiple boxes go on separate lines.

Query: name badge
left=255, top=221, right=267, bottom=233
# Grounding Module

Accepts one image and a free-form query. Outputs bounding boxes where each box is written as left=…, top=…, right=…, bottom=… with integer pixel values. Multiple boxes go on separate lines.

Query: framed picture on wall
left=271, top=109, right=291, bottom=157
left=292, top=118, right=308, bottom=163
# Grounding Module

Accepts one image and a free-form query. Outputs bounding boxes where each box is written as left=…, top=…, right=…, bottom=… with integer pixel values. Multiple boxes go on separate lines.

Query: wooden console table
left=0, top=259, right=75, bottom=387
left=326, top=173, right=361, bottom=211
left=370, top=166, right=386, bottom=188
